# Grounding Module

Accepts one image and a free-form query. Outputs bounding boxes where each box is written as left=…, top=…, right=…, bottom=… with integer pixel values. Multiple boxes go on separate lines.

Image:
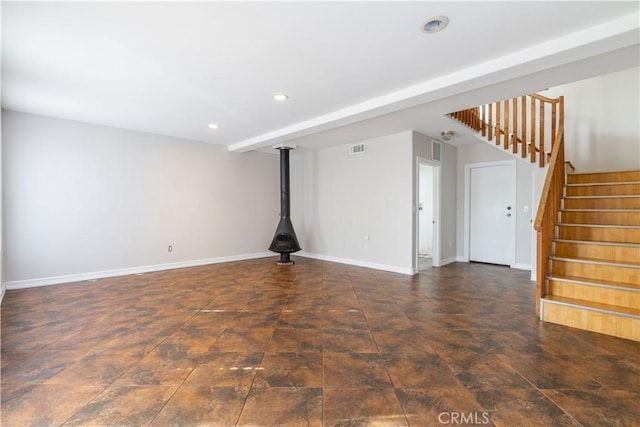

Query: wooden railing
left=449, top=93, right=567, bottom=315
left=533, top=126, right=565, bottom=315
left=448, top=94, right=564, bottom=168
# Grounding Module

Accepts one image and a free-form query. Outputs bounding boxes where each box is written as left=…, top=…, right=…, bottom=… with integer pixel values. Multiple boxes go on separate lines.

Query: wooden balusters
left=551, top=102, right=557, bottom=151
left=481, top=105, right=487, bottom=137
left=539, top=100, right=545, bottom=167
left=503, top=99, right=509, bottom=150
left=530, top=97, right=536, bottom=163
left=496, top=100, right=501, bottom=146
left=521, top=96, right=526, bottom=158
left=487, top=104, right=493, bottom=141
left=446, top=92, right=564, bottom=170
left=512, top=97, right=518, bottom=154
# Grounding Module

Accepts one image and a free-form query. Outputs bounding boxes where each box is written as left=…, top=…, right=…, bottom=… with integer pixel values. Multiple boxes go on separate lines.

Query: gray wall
left=291, top=130, right=458, bottom=274
left=2, top=111, right=279, bottom=286
left=293, top=131, right=415, bottom=273
left=543, top=67, right=640, bottom=173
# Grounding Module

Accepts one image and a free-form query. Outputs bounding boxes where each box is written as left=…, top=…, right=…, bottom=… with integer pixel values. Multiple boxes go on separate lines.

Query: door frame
left=463, top=159, right=517, bottom=266
left=415, top=157, right=441, bottom=271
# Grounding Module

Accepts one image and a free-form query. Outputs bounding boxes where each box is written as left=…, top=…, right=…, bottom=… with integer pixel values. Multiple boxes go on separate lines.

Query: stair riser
left=565, top=184, right=640, bottom=196
left=560, top=211, right=640, bottom=226
left=556, top=226, right=640, bottom=244
left=547, top=280, right=639, bottom=309
left=567, top=171, right=640, bottom=184
left=563, top=197, right=640, bottom=210
left=542, top=302, right=639, bottom=341
left=554, top=242, right=640, bottom=265
left=550, top=260, right=639, bottom=286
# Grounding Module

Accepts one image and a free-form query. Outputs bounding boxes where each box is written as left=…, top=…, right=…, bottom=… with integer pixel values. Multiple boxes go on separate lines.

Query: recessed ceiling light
left=273, top=93, right=289, bottom=102
left=208, top=123, right=220, bottom=129
left=421, top=16, right=449, bottom=33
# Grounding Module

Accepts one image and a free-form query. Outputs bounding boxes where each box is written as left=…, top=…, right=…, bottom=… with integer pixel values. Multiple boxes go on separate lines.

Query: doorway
left=416, top=158, right=440, bottom=271
left=464, top=160, right=516, bottom=266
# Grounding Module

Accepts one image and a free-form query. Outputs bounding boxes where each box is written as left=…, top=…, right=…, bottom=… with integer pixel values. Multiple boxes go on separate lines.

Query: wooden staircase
left=540, top=170, right=640, bottom=341
left=449, top=95, right=640, bottom=340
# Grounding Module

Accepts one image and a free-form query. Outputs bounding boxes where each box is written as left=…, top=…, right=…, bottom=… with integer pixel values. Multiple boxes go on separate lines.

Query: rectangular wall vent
left=349, top=143, right=366, bottom=155
left=432, top=140, right=441, bottom=162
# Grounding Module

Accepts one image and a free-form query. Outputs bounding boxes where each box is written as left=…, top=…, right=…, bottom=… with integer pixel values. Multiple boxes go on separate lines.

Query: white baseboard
left=511, top=263, right=532, bottom=271
left=0, top=282, right=6, bottom=303
left=5, top=252, right=274, bottom=290
left=296, top=252, right=414, bottom=275
left=440, top=257, right=458, bottom=266
left=530, top=271, right=537, bottom=282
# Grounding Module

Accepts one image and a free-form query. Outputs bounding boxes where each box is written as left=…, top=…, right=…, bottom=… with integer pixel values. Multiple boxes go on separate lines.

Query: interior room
left=1, top=2, right=639, bottom=426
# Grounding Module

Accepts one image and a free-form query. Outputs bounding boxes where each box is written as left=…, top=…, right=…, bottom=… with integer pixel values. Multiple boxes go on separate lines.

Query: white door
left=469, top=163, right=514, bottom=265
left=419, top=163, right=434, bottom=256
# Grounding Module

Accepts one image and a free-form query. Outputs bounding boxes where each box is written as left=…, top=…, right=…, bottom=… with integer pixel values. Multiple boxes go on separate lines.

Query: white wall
left=1, top=4, right=4, bottom=300
left=438, top=141, right=458, bottom=263
left=456, top=142, right=534, bottom=270
left=294, top=131, right=415, bottom=273
left=542, top=67, right=640, bottom=173
left=2, top=111, right=279, bottom=286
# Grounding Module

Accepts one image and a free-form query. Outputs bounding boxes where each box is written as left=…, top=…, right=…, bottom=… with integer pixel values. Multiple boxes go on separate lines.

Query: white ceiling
left=2, top=1, right=639, bottom=153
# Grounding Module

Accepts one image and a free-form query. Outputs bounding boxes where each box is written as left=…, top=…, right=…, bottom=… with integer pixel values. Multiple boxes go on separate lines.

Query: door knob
left=507, top=206, right=512, bottom=210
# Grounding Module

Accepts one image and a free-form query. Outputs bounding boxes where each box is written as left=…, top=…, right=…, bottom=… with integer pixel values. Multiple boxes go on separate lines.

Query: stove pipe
left=268, top=146, right=301, bottom=264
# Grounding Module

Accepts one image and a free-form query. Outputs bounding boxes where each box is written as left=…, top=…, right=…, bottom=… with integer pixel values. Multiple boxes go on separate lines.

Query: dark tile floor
left=1, top=258, right=638, bottom=426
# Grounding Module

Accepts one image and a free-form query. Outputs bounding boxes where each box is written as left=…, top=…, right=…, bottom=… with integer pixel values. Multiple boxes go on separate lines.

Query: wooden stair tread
left=542, top=295, right=640, bottom=317
left=547, top=274, right=640, bottom=291
left=564, top=195, right=640, bottom=199
left=565, top=181, right=640, bottom=187
left=553, top=239, right=640, bottom=248
left=560, top=208, right=639, bottom=212
left=567, top=170, right=640, bottom=184
left=556, top=223, right=640, bottom=229
left=551, top=255, right=640, bottom=268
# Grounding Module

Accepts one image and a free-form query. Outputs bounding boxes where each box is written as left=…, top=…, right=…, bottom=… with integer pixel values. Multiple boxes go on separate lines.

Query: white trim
left=464, top=159, right=517, bottom=265
left=531, top=271, right=537, bottom=282
left=5, top=252, right=274, bottom=290
left=439, top=257, right=458, bottom=266
left=511, top=263, right=532, bottom=271
left=297, top=252, right=414, bottom=275
left=0, top=283, right=6, bottom=302
left=456, top=256, right=467, bottom=263
left=414, top=157, right=442, bottom=272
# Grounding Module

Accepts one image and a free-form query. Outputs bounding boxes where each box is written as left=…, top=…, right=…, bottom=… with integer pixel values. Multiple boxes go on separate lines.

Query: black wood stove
left=268, top=146, right=301, bottom=265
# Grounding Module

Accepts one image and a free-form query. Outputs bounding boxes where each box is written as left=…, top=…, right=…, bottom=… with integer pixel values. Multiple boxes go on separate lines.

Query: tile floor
left=1, top=258, right=638, bottom=426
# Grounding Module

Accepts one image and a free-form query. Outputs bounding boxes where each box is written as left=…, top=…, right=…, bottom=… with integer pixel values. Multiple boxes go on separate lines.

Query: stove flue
left=269, top=146, right=301, bottom=265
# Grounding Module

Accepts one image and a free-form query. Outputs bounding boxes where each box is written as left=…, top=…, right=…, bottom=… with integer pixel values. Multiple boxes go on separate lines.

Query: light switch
left=523, top=205, right=529, bottom=213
